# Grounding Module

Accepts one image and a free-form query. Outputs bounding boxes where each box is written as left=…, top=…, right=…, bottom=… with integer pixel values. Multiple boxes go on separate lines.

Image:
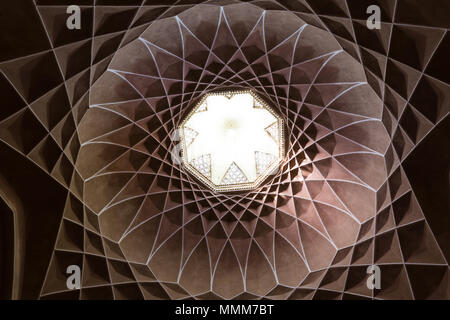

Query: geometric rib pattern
left=0, top=1, right=448, bottom=301
left=191, top=154, right=212, bottom=180
left=182, top=126, right=198, bottom=147
left=220, top=162, right=249, bottom=185
left=265, top=121, right=280, bottom=143
left=255, top=151, right=277, bottom=175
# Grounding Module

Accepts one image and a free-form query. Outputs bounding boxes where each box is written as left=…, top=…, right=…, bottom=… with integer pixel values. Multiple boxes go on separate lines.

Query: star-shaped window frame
left=178, top=90, right=285, bottom=193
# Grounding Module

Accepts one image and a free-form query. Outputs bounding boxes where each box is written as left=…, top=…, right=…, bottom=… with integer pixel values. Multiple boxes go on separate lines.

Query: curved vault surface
left=0, top=0, right=449, bottom=300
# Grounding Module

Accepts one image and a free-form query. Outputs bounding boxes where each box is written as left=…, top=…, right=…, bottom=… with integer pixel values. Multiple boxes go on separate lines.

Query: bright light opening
left=179, top=90, right=284, bottom=192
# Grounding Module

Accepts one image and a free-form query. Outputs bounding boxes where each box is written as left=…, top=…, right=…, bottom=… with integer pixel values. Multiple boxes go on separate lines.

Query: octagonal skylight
left=179, top=90, right=284, bottom=192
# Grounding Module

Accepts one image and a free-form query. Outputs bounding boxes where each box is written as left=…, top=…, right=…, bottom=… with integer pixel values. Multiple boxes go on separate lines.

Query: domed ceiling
left=0, top=0, right=449, bottom=300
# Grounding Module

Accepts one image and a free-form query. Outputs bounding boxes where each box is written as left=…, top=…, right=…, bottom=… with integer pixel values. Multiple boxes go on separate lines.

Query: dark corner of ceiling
left=0, top=141, right=66, bottom=299
left=403, top=116, right=450, bottom=262
left=0, top=195, right=14, bottom=300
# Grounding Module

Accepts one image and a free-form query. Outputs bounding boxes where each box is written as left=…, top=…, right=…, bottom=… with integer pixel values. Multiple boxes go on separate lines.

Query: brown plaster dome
left=0, top=0, right=449, bottom=300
